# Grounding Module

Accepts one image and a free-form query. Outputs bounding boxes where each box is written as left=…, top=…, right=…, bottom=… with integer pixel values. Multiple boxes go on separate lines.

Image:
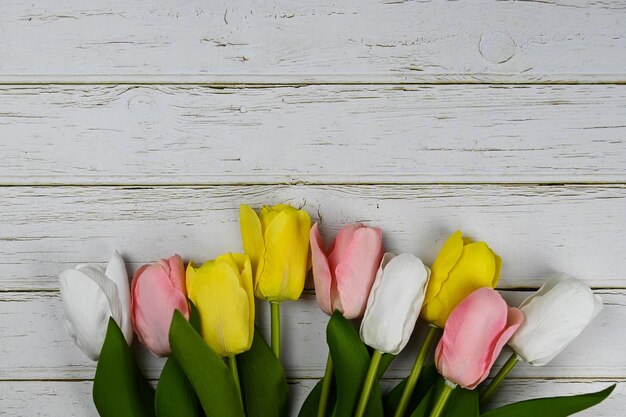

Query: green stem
left=354, top=350, right=384, bottom=417
left=270, top=301, right=281, bottom=359
left=228, top=355, right=243, bottom=410
left=429, top=380, right=456, bottom=417
left=479, top=353, right=519, bottom=405
left=317, top=353, right=334, bottom=417
left=394, top=326, right=440, bottom=417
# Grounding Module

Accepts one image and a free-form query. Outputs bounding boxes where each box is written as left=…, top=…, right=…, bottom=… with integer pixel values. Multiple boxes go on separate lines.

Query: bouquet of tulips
left=58, top=203, right=613, bottom=417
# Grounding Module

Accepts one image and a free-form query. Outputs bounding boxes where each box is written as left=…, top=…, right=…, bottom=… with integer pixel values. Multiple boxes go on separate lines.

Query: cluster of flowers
left=58, top=203, right=607, bottom=417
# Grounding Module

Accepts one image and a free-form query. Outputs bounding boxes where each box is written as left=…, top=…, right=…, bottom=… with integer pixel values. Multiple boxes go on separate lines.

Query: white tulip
left=59, top=251, right=133, bottom=360
left=360, top=252, right=430, bottom=355
left=508, top=276, right=603, bottom=366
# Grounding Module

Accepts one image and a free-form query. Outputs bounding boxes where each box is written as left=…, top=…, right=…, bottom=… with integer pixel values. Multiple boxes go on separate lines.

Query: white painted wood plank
left=1, top=1, right=625, bottom=82
left=1, top=85, right=625, bottom=185
left=1, top=379, right=623, bottom=417
left=0, top=290, right=621, bottom=380
left=1, top=185, right=625, bottom=290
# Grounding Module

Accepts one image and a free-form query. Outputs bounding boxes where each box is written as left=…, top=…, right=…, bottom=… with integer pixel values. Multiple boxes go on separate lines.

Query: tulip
left=360, top=253, right=431, bottom=354
left=354, top=253, right=430, bottom=417
left=310, top=222, right=383, bottom=417
left=58, top=251, right=132, bottom=360
left=240, top=203, right=311, bottom=302
left=480, top=276, right=603, bottom=404
left=186, top=253, right=254, bottom=357
left=508, top=276, right=603, bottom=366
left=421, top=230, right=501, bottom=328
left=429, top=288, right=522, bottom=417
left=435, top=287, right=523, bottom=389
left=240, top=203, right=311, bottom=359
left=310, top=222, right=384, bottom=319
left=131, top=254, right=190, bottom=357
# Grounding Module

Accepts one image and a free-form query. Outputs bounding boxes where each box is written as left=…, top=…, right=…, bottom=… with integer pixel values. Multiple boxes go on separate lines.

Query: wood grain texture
left=1, top=84, right=625, bottom=185
left=0, top=379, right=623, bottom=417
left=1, top=0, right=625, bottom=83
left=0, top=290, right=621, bottom=380
left=1, top=185, right=625, bottom=290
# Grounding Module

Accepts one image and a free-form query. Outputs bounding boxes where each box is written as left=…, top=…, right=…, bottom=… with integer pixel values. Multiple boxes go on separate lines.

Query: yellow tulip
left=186, top=253, right=254, bottom=357
left=421, top=231, right=501, bottom=328
left=239, top=204, right=312, bottom=302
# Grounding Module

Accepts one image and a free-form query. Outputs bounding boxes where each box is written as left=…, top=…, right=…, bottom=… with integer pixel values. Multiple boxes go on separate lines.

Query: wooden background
left=1, top=1, right=625, bottom=415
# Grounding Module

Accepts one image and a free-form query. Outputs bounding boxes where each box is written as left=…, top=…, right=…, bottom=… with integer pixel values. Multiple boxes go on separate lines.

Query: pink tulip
left=131, top=254, right=190, bottom=357
left=434, top=288, right=524, bottom=389
left=310, top=222, right=384, bottom=319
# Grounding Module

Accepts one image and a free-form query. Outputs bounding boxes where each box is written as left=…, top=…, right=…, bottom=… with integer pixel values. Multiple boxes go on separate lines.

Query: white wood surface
left=1, top=84, right=625, bottom=184
left=1, top=0, right=625, bottom=83
left=1, top=0, right=625, bottom=415
left=1, top=185, right=625, bottom=290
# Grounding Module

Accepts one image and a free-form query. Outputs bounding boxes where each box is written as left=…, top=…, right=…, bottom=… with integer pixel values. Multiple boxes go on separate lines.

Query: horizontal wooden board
left=0, top=290, right=621, bottom=380
left=1, top=185, right=625, bottom=290
left=0, top=379, right=623, bottom=417
left=1, top=84, right=625, bottom=185
left=1, top=1, right=625, bottom=83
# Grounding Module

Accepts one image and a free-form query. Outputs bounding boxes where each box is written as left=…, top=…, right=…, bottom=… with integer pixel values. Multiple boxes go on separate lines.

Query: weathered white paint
left=0, top=1, right=625, bottom=83
left=1, top=85, right=625, bottom=185
left=1, top=0, right=625, bottom=414
left=1, top=185, right=625, bottom=290
left=0, top=379, right=623, bottom=417
left=0, top=290, right=622, bottom=380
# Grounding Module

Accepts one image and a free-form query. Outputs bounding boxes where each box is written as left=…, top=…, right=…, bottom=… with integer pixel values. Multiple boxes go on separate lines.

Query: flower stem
left=429, top=380, right=456, bottom=417
left=228, top=355, right=243, bottom=409
left=317, top=353, right=334, bottom=417
left=394, top=326, right=440, bottom=417
left=479, top=353, right=519, bottom=405
left=354, top=350, right=384, bottom=417
left=270, top=301, right=281, bottom=359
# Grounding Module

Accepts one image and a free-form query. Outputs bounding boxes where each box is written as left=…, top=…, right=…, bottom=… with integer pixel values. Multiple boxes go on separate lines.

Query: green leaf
left=383, top=364, right=438, bottom=416
left=169, top=310, right=245, bottom=417
left=327, top=311, right=388, bottom=417
left=236, top=326, right=289, bottom=417
left=442, top=387, right=479, bottom=417
left=298, top=379, right=325, bottom=417
left=155, top=355, right=202, bottom=417
left=408, top=378, right=479, bottom=417
left=481, top=384, right=616, bottom=417
left=93, top=318, right=155, bottom=417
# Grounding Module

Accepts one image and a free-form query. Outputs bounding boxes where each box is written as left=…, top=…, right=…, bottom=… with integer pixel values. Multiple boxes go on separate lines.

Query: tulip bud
left=58, top=251, right=132, bottom=360
left=239, top=204, right=312, bottom=302
left=435, top=288, right=523, bottom=389
left=360, top=253, right=430, bottom=355
left=310, top=222, right=384, bottom=319
left=130, top=255, right=190, bottom=357
left=186, top=253, right=255, bottom=357
left=507, top=276, right=603, bottom=366
left=421, top=230, right=501, bottom=328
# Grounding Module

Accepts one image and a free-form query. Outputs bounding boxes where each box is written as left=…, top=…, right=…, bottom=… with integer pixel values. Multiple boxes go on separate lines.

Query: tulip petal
left=105, top=251, right=133, bottom=345
left=335, top=226, right=384, bottom=319
left=360, top=253, right=430, bottom=354
left=185, top=261, right=196, bottom=295
left=257, top=207, right=311, bottom=301
left=59, top=268, right=119, bottom=360
left=217, top=252, right=255, bottom=348
left=435, top=288, right=511, bottom=389
left=327, top=223, right=363, bottom=272
left=240, top=205, right=266, bottom=279
left=480, top=307, right=524, bottom=385
left=188, top=260, right=252, bottom=356
left=508, top=277, right=603, bottom=366
left=423, top=231, right=464, bottom=306
left=310, top=223, right=334, bottom=315
left=166, top=254, right=187, bottom=296
left=132, top=265, right=190, bottom=357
